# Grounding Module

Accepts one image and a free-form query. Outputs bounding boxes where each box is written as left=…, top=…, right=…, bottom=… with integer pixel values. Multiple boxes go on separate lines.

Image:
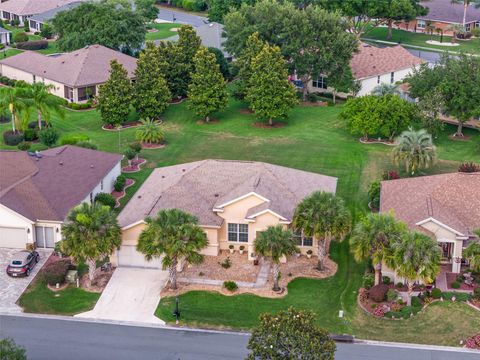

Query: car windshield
left=11, top=260, right=23, bottom=265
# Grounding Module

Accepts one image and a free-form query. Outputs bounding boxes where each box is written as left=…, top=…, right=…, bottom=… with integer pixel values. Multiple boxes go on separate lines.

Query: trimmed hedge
left=13, top=32, right=28, bottom=43
left=75, top=141, right=97, bottom=150
left=369, top=284, right=390, bottom=302
left=114, top=175, right=126, bottom=192
left=431, top=288, right=442, bottom=299
left=223, top=280, right=238, bottom=292
left=39, top=127, right=59, bottom=147
left=17, top=141, right=31, bottom=151
left=16, top=40, right=48, bottom=50
left=95, top=192, right=116, bottom=209
left=3, top=130, right=24, bottom=146
left=66, top=102, right=93, bottom=110
left=60, top=134, right=90, bottom=145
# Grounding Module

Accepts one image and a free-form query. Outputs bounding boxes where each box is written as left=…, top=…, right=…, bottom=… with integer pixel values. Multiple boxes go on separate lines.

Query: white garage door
left=117, top=245, right=163, bottom=269
left=0, top=226, right=26, bottom=249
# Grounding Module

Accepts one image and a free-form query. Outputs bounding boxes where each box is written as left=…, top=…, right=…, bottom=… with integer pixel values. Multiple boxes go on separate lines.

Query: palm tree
left=393, top=128, right=437, bottom=175
left=425, top=21, right=436, bottom=37
left=293, top=192, right=351, bottom=271
left=464, top=231, right=480, bottom=271
left=60, top=202, right=121, bottom=286
left=137, top=209, right=208, bottom=290
left=0, top=85, right=30, bottom=132
left=254, top=225, right=298, bottom=291
left=371, top=83, right=400, bottom=96
left=390, top=231, right=441, bottom=304
left=435, top=28, right=444, bottom=43
left=26, top=82, right=65, bottom=129
left=451, top=0, right=480, bottom=30
left=350, top=213, right=408, bottom=286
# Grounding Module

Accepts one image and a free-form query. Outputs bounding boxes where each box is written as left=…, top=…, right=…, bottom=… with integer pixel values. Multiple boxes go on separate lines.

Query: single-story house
left=397, top=0, right=480, bottom=35
left=28, top=1, right=82, bottom=32
left=380, top=172, right=480, bottom=283
left=0, top=26, right=10, bottom=45
left=0, top=146, right=122, bottom=249
left=0, top=44, right=137, bottom=102
left=115, top=160, right=338, bottom=268
left=308, top=43, right=424, bottom=97
left=0, top=0, right=81, bottom=26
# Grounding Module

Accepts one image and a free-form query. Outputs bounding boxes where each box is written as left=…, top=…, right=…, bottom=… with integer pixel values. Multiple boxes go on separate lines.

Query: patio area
left=436, top=265, right=477, bottom=293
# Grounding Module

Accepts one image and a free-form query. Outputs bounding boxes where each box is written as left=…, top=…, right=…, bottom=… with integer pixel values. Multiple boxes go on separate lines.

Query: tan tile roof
left=0, top=146, right=122, bottom=221
left=0, top=45, right=137, bottom=87
left=351, top=44, right=423, bottom=80
left=118, top=160, right=338, bottom=228
left=380, top=172, right=480, bottom=236
left=0, top=0, right=81, bottom=16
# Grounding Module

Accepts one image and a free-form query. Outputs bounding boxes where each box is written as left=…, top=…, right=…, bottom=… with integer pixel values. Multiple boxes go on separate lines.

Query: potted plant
left=239, top=245, right=245, bottom=255
left=229, top=244, right=235, bottom=254
left=306, top=249, right=313, bottom=259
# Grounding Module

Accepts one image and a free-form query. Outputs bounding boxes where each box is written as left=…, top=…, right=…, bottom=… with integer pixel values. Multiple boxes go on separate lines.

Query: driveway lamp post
left=173, top=296, right=180, bottom=324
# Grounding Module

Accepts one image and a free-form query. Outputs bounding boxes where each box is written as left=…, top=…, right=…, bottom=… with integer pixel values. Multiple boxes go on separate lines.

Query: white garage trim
left=0, top=226, right=27, bottom=249
left=117, top=245, right=163, bottom=269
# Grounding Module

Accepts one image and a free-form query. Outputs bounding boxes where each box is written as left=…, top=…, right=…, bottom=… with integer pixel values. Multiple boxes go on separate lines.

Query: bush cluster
left=0, top=75, right=17, bottom=87
left=368, top=284, right=390, bottom=303
left=75, top=141, right=97, bottom=150
left=431, top=288, right=442, bottom=299
left=362, top=273, right=374, bottom=290
left=223, top=280, right=238, bottom=292
left=386, top=288, right=398, bottom=302
left=42, top=259, right=71, bottom=286
left=3, top=130, right=24, bottom=146
left=39, top=127, right=59, bottom=147
left=13, top=32, right=28, bottom=43
left=162, top=0, right=207, bottom=12
left=95, top=192, right=116, bottom=209
left=382, top=276, right=391, bottom=285
left=16, top=40, right=48, bottom=50
left=66, top=101, right=93, bottom=110
left=17, top=141, right=31, bottom=151
left=60, top=133, right=90, bottom=145
left=114, top=175, right=126, bottom=192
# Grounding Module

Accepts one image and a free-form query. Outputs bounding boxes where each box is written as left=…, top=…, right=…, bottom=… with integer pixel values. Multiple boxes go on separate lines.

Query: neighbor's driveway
left=76, top=267, right=167, bottom=324
left=0, top=248, right=51, bottom=313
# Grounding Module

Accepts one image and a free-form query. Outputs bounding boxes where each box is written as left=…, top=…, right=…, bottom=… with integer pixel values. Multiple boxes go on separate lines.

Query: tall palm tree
left=26, top=82, right=65, bottom=129
left=464, top=231, right=480, bottom=271
left=371, top=83, right=400, bottom=96
left=0, top=85, right=30, bottom=133
left=293, top=192, right=351, bottom=271
left=391, top=231, right=441, bottom=304
left=137, top=209, right=208, bottom=290
left=60, top=202, right=121, bottom=286
left=254, top=225, right=298, bottom=291
left=393, top=128, right=437, bottom=175
left=350, top=213, right=408, bottom=286
left=425, top=21, right=436, bottom=37
left=451, top=0, right=480, bottom=29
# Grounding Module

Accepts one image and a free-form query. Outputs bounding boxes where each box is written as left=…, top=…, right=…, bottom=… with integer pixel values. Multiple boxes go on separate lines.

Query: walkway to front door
left=75, top=267, right=168, bottom=324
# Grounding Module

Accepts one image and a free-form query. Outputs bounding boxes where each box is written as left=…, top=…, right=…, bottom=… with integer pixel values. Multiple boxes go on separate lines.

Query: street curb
left=356, top=339, right=480, bottom=353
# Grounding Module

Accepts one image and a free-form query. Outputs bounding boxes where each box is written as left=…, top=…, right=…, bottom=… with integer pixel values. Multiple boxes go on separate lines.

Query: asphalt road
left=1, top=315, right=479, bottom=360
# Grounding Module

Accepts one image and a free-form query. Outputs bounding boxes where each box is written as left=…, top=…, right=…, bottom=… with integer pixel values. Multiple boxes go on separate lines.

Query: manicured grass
left=0, top=48, right=23, bottom=58
left=145, top=22, right=179, bottom=41
left=362, top=27, right=480, bottom=55
left=37, top=41, right=61, bottom=55
left=18, top=279, right=100, bottom=316
left=4, top=24, right=41, bottom=41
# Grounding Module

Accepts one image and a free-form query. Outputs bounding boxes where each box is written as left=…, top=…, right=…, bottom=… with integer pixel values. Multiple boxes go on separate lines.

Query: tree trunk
left=456, top=121, right=464, bottom=137
left=407, top=282, right=414, bottom=306
left=11, top=112, right=16, bottom=133
left=333, top=90, right=337, bottom=104
left=300, top=75, right=310, bottom=101
left=272, top=262, right=280, bottom=291
left=374, top=262, right=382, bottom=286
left=168, top=257, right=178, bottom=290
left=205, top=115, right=210, bottom=123
left=268, top=118, right=273, bottom=126
left=463, top=3, right=467, bottom=29
left=38, top=111, right=42, bottom=130
left=387, top=20, right=393, bottom=40
left=317, top=238, right=327, bottom=271
left=87, top=258, right=96, bottom=287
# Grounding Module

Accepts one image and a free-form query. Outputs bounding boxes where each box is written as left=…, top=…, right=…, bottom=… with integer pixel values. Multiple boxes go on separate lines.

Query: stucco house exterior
left=308, top=43, right=424, bottom=97
left=0, top=44, right=137, bottom=103
left=0, top=0, right=81, bottom=26
left=396, top=0, right=480, bottom=35
left=0, top=26, right=10, bottom=45
left=0, top=146, right=122, bottom=250
left=380, top=172, right=480, bottom=283
left=115, top=160, right=338, bottom=268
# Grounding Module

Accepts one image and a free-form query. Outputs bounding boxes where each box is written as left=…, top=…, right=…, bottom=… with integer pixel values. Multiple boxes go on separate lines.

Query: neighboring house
left=0, top=146, right=122, bottom=249
left=397, top=0, right=480, bottom=35
left=28, top=1, right=82, bottom=32
left=308, top=43, right=424, bottom=97
left=0, top=26, right=10, bottom=45
left=0, top=44, right=137, bottom=102
left=380, top=172, right=480, bottom=282
left=0, top=0, right=81, bottom=26
left=115, top=160, right=337, bottom=268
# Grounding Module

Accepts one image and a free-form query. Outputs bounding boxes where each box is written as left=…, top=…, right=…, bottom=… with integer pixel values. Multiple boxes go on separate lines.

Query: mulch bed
left=359, top=138, right=397, bottom=146
left=79, top=268, right=115, bottom=293
left=252, top=122, right=285, bottom=129
left=102, top=121, right=143, bottom=131
left=122, top=158, right=146, bottom=173
left=448, top=134, right=472, bottom=141
left=141, top=142, right=166, bottom=149
left=239, top=108, right=254, bottom=115
left=170, top=97, right=186, bottom=105
left=111, top=178, right=135, bottom=208
left=301, top=101, right=329, bottom=107
left=446, top=272, right=478, bottom=291
left=196, top=119, right=220, bottom=125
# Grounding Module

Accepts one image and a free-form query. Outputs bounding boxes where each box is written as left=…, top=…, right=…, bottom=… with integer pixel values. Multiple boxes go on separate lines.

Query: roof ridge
left=69, top=46, right=92, bottom=87
left=261, top=163, right=298, bottom=200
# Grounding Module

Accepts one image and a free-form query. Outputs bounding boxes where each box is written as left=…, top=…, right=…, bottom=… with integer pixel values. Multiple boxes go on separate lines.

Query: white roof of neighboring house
left=0, top=44, right=137, bottom=87
left=118, top=160, right=338, bottom=228
left=0, top=0, right=81, bottom=16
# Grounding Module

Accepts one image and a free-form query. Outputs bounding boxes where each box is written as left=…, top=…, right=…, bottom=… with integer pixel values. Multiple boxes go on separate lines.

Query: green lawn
left=0, top=48, right=23, bottom=58
left=4, top=24, right=41, bottom=41
left=145, top=22, right=179, bottom=41
left=362, top=27, right=480, bottom=55
left=37, top=41, right=61, bottom=55
left=18, top=278, right=100, bottom=316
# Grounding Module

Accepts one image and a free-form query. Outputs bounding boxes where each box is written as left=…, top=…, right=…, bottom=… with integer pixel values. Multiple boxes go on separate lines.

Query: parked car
left=6, top=250, right=40, bottom=277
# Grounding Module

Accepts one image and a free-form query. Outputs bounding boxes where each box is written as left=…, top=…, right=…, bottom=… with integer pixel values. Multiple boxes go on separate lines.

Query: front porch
left=435, top=264, right=477, bottom=293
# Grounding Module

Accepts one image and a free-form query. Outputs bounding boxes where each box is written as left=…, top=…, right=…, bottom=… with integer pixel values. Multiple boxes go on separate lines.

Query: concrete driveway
left=76, top=267, right=168, bottom=324
left=0, top=248, right=51, bottom=314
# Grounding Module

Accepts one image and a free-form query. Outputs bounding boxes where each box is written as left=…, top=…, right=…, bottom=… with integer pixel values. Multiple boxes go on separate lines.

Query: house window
left=377, top=75, right=381, bottom=84
left=77, top=86, right=96, bottom=101
left=228, top=223, right=248, bottom=242
left=312, top=76, right=328, bottom=89
left=64, top=86, right=74, bottom=102
left=89, top=192, right=93, bottom=203
left=417, top=20, right=426, bottom=29
left=390, top=72, right=395, bottom=84
left=293, top=230, right=313, bottom=247
left=466, top=23, right=471, bottom=32
left=100, top=180, right=104, bottom=191
left=476, top=21, right=480, bottom=28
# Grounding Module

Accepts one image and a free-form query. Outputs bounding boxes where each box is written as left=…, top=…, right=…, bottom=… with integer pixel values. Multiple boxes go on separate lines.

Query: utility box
left=66, top=270, right=78, bottom=284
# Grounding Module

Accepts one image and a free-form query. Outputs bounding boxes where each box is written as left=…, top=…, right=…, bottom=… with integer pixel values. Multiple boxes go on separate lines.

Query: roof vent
left=59, top=161, right=63, bottom=166
left=182, top=169, right=186, bottom=172
left=162, top=175, right=165, bottom=178
left=90, top=164, right=94, bottom=168
left=214, top=193, right=219, bottom=197
left=137, top=195, right=142, bottom=199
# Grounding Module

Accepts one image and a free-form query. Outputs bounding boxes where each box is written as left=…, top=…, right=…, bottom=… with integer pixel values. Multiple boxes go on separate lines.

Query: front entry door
left=35, top=226, right=55, bottom=248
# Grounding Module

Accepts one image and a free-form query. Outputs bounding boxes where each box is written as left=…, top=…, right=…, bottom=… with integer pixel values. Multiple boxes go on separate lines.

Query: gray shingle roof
left=118, top=160, right=338, bottom=228
left=29, top=1, right=82, bottom=24
left=0, top=0, right=81, bottom=16
left=418, top=0, right=480, bottom=24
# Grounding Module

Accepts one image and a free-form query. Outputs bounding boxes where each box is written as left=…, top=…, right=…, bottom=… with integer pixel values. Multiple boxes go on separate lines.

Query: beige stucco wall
left=0, top=204, right=34, bottom=247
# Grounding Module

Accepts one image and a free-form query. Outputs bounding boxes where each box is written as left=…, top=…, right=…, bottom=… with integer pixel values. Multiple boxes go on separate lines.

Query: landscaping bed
left=122, top=158, right=147, bottom=173
left=446, top=271, right=478, bottom=291
left=111, top=178, right=135, bottom=208
left=102, top=121, right=142, bottom=131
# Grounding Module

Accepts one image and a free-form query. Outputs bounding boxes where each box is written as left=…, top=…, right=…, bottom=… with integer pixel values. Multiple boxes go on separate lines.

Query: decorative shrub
left=0, top=112, right=10, bottom=123
left=451, top=281, right=461, bottom=289
left=135, top=118, right=165, bottom=144
left=472, top=28, right=480, bottom=38
left=367, top=181, right=380, bottom=210
left=17, top=141, right=31, bottom=151
left=382, top=276, right=391, bottom=285
left=28, top=120, right=48, bottom=129
left=386, top=288, right=398, bottom=302
left=16, top=40, right=48, bottom=50
left=60, top=133, right=90, bottom=145
left=67, top=102, right=92, bottom=110
left=442, top=291, right=471, bottom=302
left=359, top=288, right=369, bottom=302
left=382, top=170, right=400, bottom=180
left=396, top=282, right=404, bottom=288
left=473, top=287, right=480, bottom=300
left=458, top=162, right=480, bottom=173
left=3, top=130, right=24, bottom=146
left=0, top=75, right=16, bottom=86
left=220, top=257, right=232, bottom=269
left=307, top=93, right=320, bottom=102
left=368, top=284, right=390, bottom=303
left=75, top=141, right=97, bottom=150
left=431, top=288, right=442, bottom=299
left=466, top=333, right=480, bottom=349
left=42, top=259, right=71, bottom=286
left=373, top=305, right=386, bottom=317
left=40, top=23, right=54, bottom=39
left=362, top=274, right=374, bottom=290
left=129, top=141, right=142, bottom=154
left=95, top=193, right=116, bottom=208
left=39, top=127, right=59, bottom=147
left=223, top=280, right=238, bottom=292
left=411, top=296, right=423, bottom=308
left=124, top=147, right=137, bottom=164
left=13, top=32, right=28, bottom=43
left=23, top=128, right=37, bottom=141
left=114, top=175, right=127, bottom=192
